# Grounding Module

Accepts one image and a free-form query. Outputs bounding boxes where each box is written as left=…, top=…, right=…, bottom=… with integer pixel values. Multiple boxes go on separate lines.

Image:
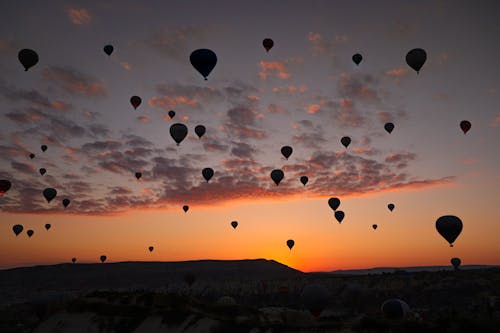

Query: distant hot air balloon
left=27, top=229, right=34, bottom=238
left=451, top=257, right=461, bottom=270
left=280, top=146, right=293, bottom=160
left=12, top=224, right=23, bottom=236
left=301, top=284, right=328, bottom=318
left=388, top=203, right=395, bottom=212
left=100, top=255, right=107, bottom=263
left=190, top=49, right=217, bottom=80
left=168, top=110, right=176, bottom=119
left=352, top=53, right=362, bottom=65
left=270, top=169, right=284, bottom=186
left=135, top=172, right=142, bottom=180
left=263, top=38, right=274, bottom=52
left=384, top=122, right=394, bottom=134
left=71, top=257, right=77, bottom=263
left=183, top=205, right=189, bottom=213
left=62, top=198, right=71, bottom=208
left=39, top=168, right=46, bottom=176
left=406, top=48, right=427, bottom=74
left=41, top=145, right=47, bottom=152
left=195, top=125, right=206, bottom=138
left=44, top=223, right=51, bottom=231
left=170, top=123, right=188, bottom=145
left=148, top=246, right=154, bottom=252
left=43, top=188, right=57, bottom=203
left=372, top=224, right=378, bottom=230
left=436, top=215, right=463, bottom=247
left=381, top=299, right=410, bottom=319
left=103, top=45, right=114, bottom=56
left=231, top=221, right=238, bottom=229
left=300, top=176, right=308, bottom=186
left=0, top=180, right=12, bottom=195
left=328, top=197, right=341, bottom=211
left=341, top=136, right=351, bottom=148
left=286, top=239, right=295, bottom=250
left=202, top=167, right=214, bottom=182
left=18, top=49, right=39, bottom=71
left=130, top=96, right=142, bottom=109
left=460, top=120, right=471, bottom=134
left=335, top=211, right=345, bottom=223
left=29, top=153, right=35, bottom=159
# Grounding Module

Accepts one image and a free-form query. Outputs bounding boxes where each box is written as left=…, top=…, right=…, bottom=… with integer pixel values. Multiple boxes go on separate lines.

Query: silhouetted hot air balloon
left=103, top=45, right=114, bottom=56
left=43, top=188, right=57, bottom=203
left=328, top=197, right=340, bottom=211
left=44, top=223, right=51, bottom=231
left=130, top=96, right=142, bottom=109
left=170, top=123, right=188, bottom=145
left=195, top=125, right=206, bottom=138
left=71, top=257, right=77, bottom=263
left=168, top=110, right=176, bottom=119
left=382, top=299, right=410, bottom=319
left=301, top=284, right=328, bottom=318
left=18, top=49, right=39, bottom=71
left=281, top=146, right=293, bottom=160
left=100, top=255, right=107, bottom=263
left=341, top=136, right=351, bottom=148
left=352, top=53, right=362, bottom=65
left=27, top=229, right=34, bottom=238
left=335, top=211, right=345, bottom=223
left=135, top=172, right=142, bottom=180
left=270, top=169, right=284, bottom=186
left=202, top=167, right=214, bottom=182
left=460, top=120, right=471, bottom=134
left=263, top=38, right=274, bottom=52
left=286, top=239, right=295, bottom=250
left=231, top=221, right=238, bottom=229
left=62, top=198, right=71, bottom=208
left=300, top=176, right=308, bottom=186
left=183, top=205, right=189, bottom=213
left=148, top=246, right=154, bottom=252
left=190, top=49, right=217, bottom=80
left=436, top=215, right=463, bottom=247
left=0, top=180, right=11, bottom=195
left=12, top=224, right=23, bottom=236
left=406, top=48, right=427, bottom=74
left=451, top=257, right=461, bottom=270
left=372, top=224, right=378, bottom=230
left=384, top=122, right=394, bottom=134
left=29, top=153, right=35, bottom=159
left=39, top=168, right=46, bottom=176
left=388, top=203, right=395, bottom=212
left=41, top=145, right=47, bottom=152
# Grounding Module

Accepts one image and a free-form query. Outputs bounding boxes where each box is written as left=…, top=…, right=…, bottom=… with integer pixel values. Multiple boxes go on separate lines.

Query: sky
left=0, top=0, right=499, bottom=272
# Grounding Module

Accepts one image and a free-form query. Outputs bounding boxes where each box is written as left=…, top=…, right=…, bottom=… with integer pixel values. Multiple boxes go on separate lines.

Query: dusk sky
left=0, top=0, right=499, bottom=272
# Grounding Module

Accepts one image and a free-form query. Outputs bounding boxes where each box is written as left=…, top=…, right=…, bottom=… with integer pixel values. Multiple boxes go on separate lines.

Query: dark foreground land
left=0, top=259, right=499, bottom=332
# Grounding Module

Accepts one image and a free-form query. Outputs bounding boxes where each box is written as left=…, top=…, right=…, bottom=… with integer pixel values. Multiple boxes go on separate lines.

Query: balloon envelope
left=328, top=197, right=341, bottom=211
left=286, top=239, right=295, bottom=250
left=406, top=48, right=427, bottom=74
left=168, top=110, right=176, bottom=119
left=300, top=176, right=308, bottom=186
left=341, top=136, right=351, bottom=148
left=231, top=221, right=238, bottom=229
left=18, top=49, right=39, bottom=71
left=281, top=145, right=293, bottom=159
left=335, top=211, right=345, bottom=223
left=39, top=168, right=46, bottom=176
left=62, top=198, right=71, bottom=208
left=148, top=246, right=154, bottom=252
left=372, top=224, right=378, bottom=230
left=44, top=223, right=51, bottom=231
left=100, top=255, right=107, bottom=263
left=0, top=179, right=12, bottom=195
left=202, top=167, right=214, bottom=182
left=388, top=203, right=395, bottom=211
left=384, top=122, right=394, bottom=134
left=451, top=257, right=461, bottom=270
left=436, top=215, right=463, bottom=247
left=43, top=188, right=57, bottom=203
left=263, top=38, right=274, bottom=52
left=135, top=172, right=142, bottom=180
left=381, top=299, right=409, bottom=319
left=41, top=145, right=47, bottom=152
left=71, top=258, right=77, bottom=263
left=27, top=229, right=34, bottom=237
left=183, top=205, right=189, bottom=213
left=460, top=120, right=471, bottom=134
left=103, top=45, right=113, bottom=56
left=29, top=153, right=35, bottom=159
left=270, top=169, right=284, bottom=186
left=170, top=123, right=188, bottom=145
left=190, top=49, right=217, bottom=80
left=13, top=224, right=23, bottom=236
left=352, top=53, right=362, bottom=65
left=130, top=96, right=142, bottom=109
left=195, top=125, right=206, bottom=138
left=301, top=284, right=328, bottom=318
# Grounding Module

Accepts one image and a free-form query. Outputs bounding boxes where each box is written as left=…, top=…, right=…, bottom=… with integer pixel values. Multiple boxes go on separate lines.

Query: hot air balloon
left=286, top=239, right=295, bottom=250
left=451, top=257, right=461, bottom=270
left=39, top=168, right=46, bottom=176
left=12, top=224, right=23, bottom=236
left=436, top=215, right=463, bottom=247
left=281, top=146, right=293, bottom=160
left=71, top=258, right=77, bottom=263
left=148, top=246, right=154, bottom=252
left=130, top=96, right=142, bottom=109
left=0, top=180, right=11, bottom=195
left=301, top=284, right=328, bottom=318
left=231, top=221, right=238, bottom=229
left=29, top=153, right=35, bottom=159
left=27, top=229, right=34, bottom=238
left=263, top=38, right=274, bottom=52
left=406, top=48, right=427, bottom=74
left=62, top=198, right=71, bottom=208
left=270, top=169, right=284, bottom=186
left=41, top=145, right=47, bottom=152
left=44, top=223, right=51, bottom=231
left=388, top=203, right=395, bottom=212
left=100, top=255, right=107, bottom=263
left=103, top=45, right=114, bottom=56
left=43, top=188, right=57, bottom=203
left=202, top=167, right=214, bottom=182
left=168, top=110, right=176, bottom=119
left=300, top=176, right=308, bottom=186
left=384, top=122, right=394, bottom=134
left=335, top=211, right=345, bottom=223
left=328, top=197, right=340, bottom=211
left=135, top=172, right=142, bottom=180
left=170, top=123, right=188, bottom=145
left=183, top=205, right=189, bottom=213
left=18, top=49, right=39, bottom=71
left=381, top=299, right=410, bottom=319
left=190, top=49, right=217, bottom=80
left=460, top=120, right=471, bottom=134
left=195, top=125, right=206, bottom=138
left=372, top=224, right=378, bottom=230
left=341, top=136, right=351, bottom=148
left=352, top=53, right=362, bottom=65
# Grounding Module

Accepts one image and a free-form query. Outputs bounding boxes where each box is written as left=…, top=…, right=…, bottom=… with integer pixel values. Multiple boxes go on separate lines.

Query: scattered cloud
left=66, top=8, right=91, bottom=25
left=259, top=61, right=291, bottom=80
left=42, top=66, right=107, bottom=97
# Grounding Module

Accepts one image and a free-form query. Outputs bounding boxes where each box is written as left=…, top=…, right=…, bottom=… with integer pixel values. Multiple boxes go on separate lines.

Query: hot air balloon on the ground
left=148, top=246, right=154, bottom=252
left=168, top=110, right=176, bottom=119
left=300, top=176, right=308, bottom=186
left=100, top=255, right=107, bottom=263
left=190, top=49, right=217, bottom=80
left=43, top=188, right=57, bottom=203
left=263, top=38, right=274, bottom=52
left=103, top=45, right=113, bottom=56
left=384, top=122, right=394, bottom=134
left=335, top=211, right=345, bottom=223
left=341, top=136, right=351, bottom=148
left=381, top=299, right=410, bottom=319
left=44, top=224, right=51, bottom=231
left=195, top=125, right=206, bottom=138
left=231, top=221, right=238, bottom=229
left=388, top=203, right=395, bottom=212
left=352, top=53, right=362, bottom=65
left=130, top=96, right=142, bottom=109
left=270, top=169, right=284, bottom=186
left=328, top=197, right=340, bottom=211
left=460, top=120, right=471, bottom=134
left=39, top=168, right=46, bottom=176
left=202, top=168, right=214, bottom=182
left=135, top=172, right=142, bottom=180
left=29, top=153, right=35, bottom=159
left=183, top=205, right=189, bottom=213
left=71, top=258, right=77, bottom=263
left=286, top=239, right=295, bottom=250
left=170, top=123, right=188, bottom=145
left=18, top=49, right=39, bottom=71
left=372, top=224, right=378, bottom=230
left=406, top=48, right=427, bottom=74
left=0, top=180, right=11, bottom=195
left=41, top=145, right=47, bottom=152
left=27, top=229, right=34, bottom=238
left=13, top=224, right=23, bottom=236
left=436, top=215, right=463, bottom=247
left=451, top=257, right=461, bottom=270
left=62, top=198, right=71, bottom=208
left=301, top=284, right=328, bottom=318
left=281, top=146, right=293, bottom=160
